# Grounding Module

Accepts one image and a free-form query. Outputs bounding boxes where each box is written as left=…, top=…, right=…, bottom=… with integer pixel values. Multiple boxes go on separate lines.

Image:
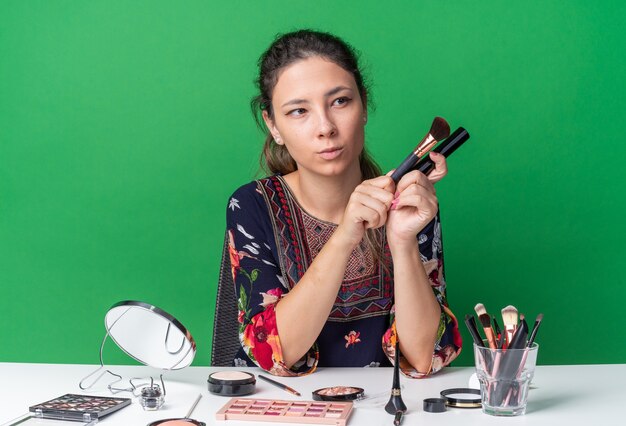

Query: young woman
left=225, top=30, right=461, bottom=377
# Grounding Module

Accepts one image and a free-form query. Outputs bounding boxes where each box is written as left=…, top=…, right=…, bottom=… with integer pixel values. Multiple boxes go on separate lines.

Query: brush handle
left=492, top=316, right=502, bottom=339
left=385, top=340, right=407, bottom=415
left=527, top=317, right=542, bottom=348
left=464, top=315, right=484, bottom=347
left=411, top=127, right=470, bottom=175
left=483, top=327, right=498, bottom=350
left=466, top=315, right=493, bottom=373
left=491, top=319, right=529, bottom=406
left=394, top=410, right=404, bottom=425
left=390, top=152, right=419, bottom=183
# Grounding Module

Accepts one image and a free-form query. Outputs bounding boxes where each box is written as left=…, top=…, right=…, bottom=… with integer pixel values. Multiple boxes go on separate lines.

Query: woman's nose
left=316, top=111, right=337, bottom=138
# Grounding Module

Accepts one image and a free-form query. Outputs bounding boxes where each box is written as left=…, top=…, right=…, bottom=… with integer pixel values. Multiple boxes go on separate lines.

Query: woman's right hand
left=334, top=175, right=395, bottom=249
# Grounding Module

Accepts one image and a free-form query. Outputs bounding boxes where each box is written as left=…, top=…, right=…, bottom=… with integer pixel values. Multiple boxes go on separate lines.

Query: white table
left=0, top=363, right=623, bottom=425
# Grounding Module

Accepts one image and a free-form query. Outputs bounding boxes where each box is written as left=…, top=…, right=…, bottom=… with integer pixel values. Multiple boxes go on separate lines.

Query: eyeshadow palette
left=29, top=394, right=131, bottom=421
left=215, top=398, right=353, bottom=425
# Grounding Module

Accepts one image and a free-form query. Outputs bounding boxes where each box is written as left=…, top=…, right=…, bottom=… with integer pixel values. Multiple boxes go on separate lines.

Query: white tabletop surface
left=0, top=363, right=623, bottom=425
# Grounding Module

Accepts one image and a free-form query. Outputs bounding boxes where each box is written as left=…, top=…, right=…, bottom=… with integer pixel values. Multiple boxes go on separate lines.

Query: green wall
left=1, top=1, right=625, bottom=367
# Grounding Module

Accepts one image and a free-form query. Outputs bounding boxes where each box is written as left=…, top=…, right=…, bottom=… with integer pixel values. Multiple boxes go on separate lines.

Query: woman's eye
left=288, top=108, right=307, bottom=116
left=333, top=96, right=351, bottom=106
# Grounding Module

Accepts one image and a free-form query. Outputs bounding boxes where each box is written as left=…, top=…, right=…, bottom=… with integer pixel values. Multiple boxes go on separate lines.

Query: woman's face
left=263, top=56, right=366, bottom=178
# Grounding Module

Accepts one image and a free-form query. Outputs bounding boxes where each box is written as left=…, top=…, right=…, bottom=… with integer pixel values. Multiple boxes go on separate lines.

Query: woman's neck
left=283, top=164, right=362, bottom=224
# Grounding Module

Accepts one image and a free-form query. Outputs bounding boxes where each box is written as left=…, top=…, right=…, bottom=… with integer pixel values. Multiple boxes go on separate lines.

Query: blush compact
left=312, top=386, right=365, bottom=401
left=208, top=371, right=256, bottom=396
left=148, top=394, right=205, bottom=426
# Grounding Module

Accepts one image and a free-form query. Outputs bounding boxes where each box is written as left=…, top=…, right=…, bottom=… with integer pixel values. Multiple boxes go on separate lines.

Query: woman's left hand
left=385, top=152, right=448, bottom=245
left=426, top=151, right=448, bottom=184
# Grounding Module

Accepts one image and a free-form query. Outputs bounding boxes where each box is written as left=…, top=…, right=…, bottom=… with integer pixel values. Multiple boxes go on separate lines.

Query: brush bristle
left=501, top=305, right=518, bottom=326
left=536, top=313, right=544, bottom=322
left=474, top=303, right=487, bottom=317
left=429, top=117, right=450, bottom=141
left=520, top=313, right=525, bottom=321
left=478, top=313, right=492, bottom=328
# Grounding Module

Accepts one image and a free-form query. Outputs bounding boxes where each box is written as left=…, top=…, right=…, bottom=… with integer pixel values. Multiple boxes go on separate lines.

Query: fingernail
left=390, top=198, right=399, bottom=210
left=394, top=191, right=399, bottom=198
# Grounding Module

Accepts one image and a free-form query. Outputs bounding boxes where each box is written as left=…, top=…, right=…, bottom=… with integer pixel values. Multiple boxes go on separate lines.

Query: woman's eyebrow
left=281, top=98, right=308, bottom=108
left=281, top=86, right=353, bottom=108
left=324, top=85, right=352, bottom=97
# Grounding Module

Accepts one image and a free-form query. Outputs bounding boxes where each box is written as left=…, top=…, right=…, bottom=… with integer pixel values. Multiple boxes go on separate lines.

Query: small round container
left=208, top=371, right=256, bottom=396
left=139, top=385, right=165, bottom=411
left=440, top=388, right=482, bottom=409
left=423, top=397, right=447, bottom=413
left=312, top=386, right=365, bottom=401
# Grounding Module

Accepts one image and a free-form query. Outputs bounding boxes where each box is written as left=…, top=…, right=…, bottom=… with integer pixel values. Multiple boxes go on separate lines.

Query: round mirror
left=105, top=300, right=196, bottom=370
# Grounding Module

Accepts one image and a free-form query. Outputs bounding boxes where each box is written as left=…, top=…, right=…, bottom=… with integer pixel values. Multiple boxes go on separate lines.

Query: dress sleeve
left=381, top=213, right=463, bottom=378
left=226, top=183, right=318, bottom=376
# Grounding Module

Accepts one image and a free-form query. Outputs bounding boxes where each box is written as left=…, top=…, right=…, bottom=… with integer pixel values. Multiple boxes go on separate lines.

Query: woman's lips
left=318, top=147, right=343, bottom=160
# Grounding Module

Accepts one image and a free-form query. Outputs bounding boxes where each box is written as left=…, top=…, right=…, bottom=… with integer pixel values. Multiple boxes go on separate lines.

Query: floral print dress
left=226, top=175, right=462, bottom=377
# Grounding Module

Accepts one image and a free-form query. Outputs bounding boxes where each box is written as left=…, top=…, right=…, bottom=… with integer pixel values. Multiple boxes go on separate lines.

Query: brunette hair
left=251, top=29, right=386, bottom=269
left=251, top=29, right=381, bottom=179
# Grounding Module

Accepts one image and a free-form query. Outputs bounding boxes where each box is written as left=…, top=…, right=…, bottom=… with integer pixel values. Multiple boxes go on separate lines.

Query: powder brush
left=390, top=117, right=450, bottom=183
left=474, top=303, right=497, bottom=349
left=501, top=305, right=519, bottom=347
left=411, top=127, right=470, bottom=176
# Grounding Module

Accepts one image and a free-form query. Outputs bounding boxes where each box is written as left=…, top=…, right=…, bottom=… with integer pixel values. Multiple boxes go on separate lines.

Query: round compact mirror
left=105, top=300, right=196, bottom=370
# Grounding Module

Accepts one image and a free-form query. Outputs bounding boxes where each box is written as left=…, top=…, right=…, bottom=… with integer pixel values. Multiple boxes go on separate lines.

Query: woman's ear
left=262, top=110, right=283, bottom=144
left=361, top=93, right=368, bottom=124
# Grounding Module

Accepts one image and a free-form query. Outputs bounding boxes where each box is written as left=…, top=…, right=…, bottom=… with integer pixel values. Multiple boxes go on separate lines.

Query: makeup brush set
left=390, top=117, right=470, bottom=183
left=465, top=304, right=544, bottom=413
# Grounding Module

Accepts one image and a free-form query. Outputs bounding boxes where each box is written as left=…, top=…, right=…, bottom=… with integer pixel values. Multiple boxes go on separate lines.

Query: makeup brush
left=390, top=117, right=450, bottom=183
left=527, top=313, right=544, bottom=348
left=385, top=340, right=407, bottom=416
left=492, top=316, right=502, bottom=341
left=515, top=314, right=544, bottom=379
left=259, top=374, right=301, bottom=396
left=465, top=314, right=493, bottom=373
left=474, top=303, right=497, bottom=349
left=185, top=393, right=202, bottom=418
left=464, top=314, right=485, bottom=347
left=412, top=127, right=470, bottom=176
left=492, top=316, right=529, bottom=406
left=501, top=305, right=518, bottom=347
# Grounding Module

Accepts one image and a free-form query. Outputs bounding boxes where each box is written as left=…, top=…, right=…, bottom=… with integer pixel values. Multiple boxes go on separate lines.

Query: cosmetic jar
left=312, top=386, right=364, bottom=401
left=139, top=385, right=165, bottom=411
left=208, top=371, right=256, bottom=396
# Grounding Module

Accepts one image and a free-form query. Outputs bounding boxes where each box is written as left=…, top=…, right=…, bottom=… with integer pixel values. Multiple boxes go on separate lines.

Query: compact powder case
left=312, top=386, right=365, bottom=401
left=208, top=371, right=256, bottom=396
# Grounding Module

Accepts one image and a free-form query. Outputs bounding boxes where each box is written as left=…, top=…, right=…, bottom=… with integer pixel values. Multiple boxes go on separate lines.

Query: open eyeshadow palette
left=216, top=398, right=353, bottom=425
left=29, top=394, right=131, bottom=421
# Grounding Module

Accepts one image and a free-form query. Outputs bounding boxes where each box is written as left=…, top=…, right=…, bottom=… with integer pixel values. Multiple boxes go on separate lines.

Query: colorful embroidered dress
left=226, top=175, right=462, bottom=377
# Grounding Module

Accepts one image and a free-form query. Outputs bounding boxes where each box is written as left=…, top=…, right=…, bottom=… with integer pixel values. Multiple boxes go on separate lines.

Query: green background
left=1, top=0, right=625, bottom=368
